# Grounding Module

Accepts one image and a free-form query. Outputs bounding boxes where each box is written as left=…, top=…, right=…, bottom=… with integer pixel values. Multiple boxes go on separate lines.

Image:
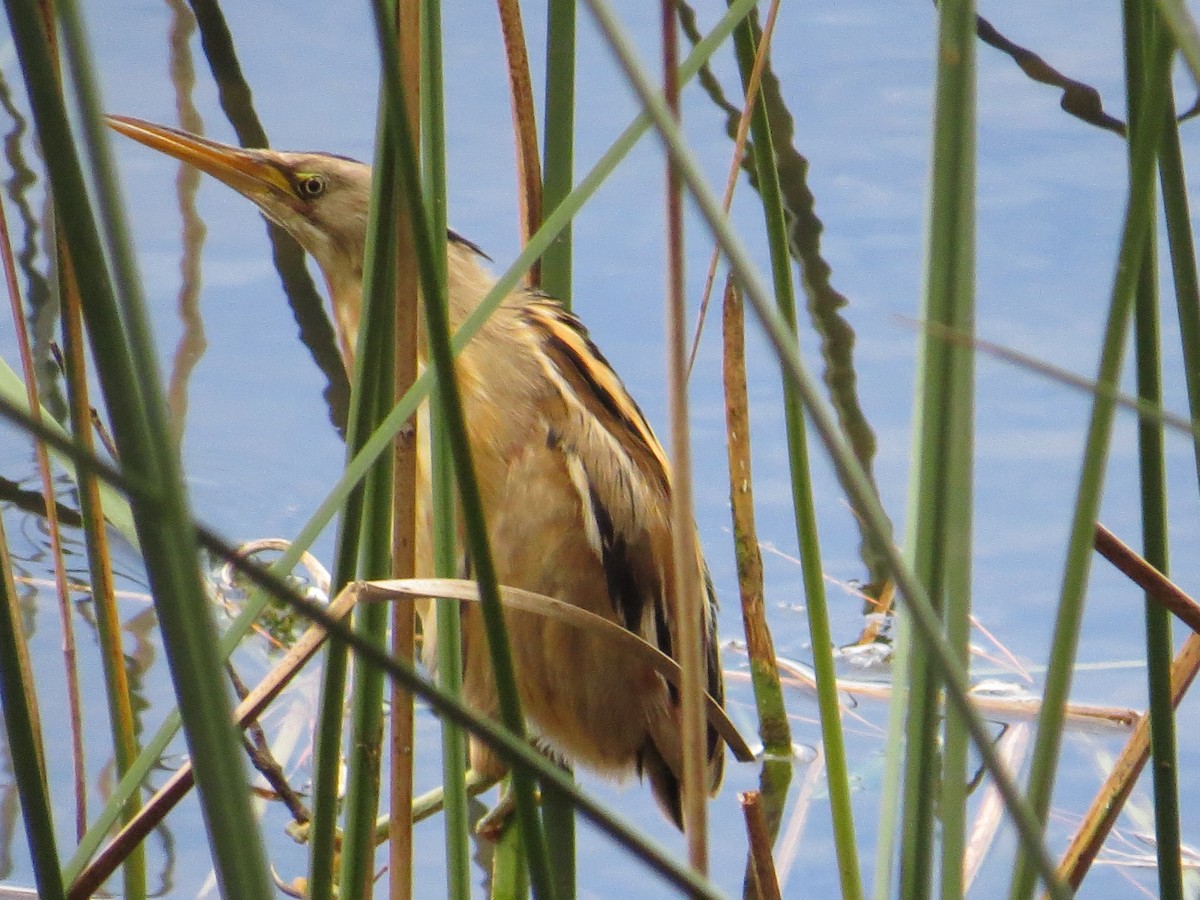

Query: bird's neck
left=327, top=242, right=515, bottom=378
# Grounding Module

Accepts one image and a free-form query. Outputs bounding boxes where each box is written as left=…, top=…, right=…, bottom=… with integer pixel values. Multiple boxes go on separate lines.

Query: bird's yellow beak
left=105, top=115, right=299, bottom=210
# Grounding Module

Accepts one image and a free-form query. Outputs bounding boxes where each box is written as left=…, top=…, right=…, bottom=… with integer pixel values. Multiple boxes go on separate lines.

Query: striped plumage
left=109, top=116, right=725, bottom=825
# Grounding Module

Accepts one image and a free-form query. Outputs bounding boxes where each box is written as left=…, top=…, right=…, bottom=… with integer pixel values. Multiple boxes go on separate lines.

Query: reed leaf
left=420, top=1, right=472, bottom=896
left=1007, top=21, right=1175, bottom=900
left=8, top=0, right=275, bottom=894
left=901, top=0, right=976, bottom=896
left=1128, top=6, right=1181, bottom=897
left=727, top=13, right=860, bottom=898
left=578, top=3, right=1069, bottom=894
left=0, top=514, right=63, bottom=900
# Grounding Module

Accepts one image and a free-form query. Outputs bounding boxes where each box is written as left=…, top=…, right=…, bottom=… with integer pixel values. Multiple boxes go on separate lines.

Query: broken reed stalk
left=740, top=790, right=783, bottom=900
left=495, top=0, right=542, bottom=284
left=722, top=277, right=792, bottom=754
left=389, top=3, right=422, bottom=897
left=962, top=723, right=1031, bottom=892
left=1051, top=523, right=1200, bottom=893
left=1094, top=523, right=1200, bottom=634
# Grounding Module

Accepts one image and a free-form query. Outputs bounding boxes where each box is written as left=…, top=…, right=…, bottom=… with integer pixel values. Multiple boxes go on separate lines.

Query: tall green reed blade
left=419, top=1, right=472, bottom=896
left=368, top=1, right=554, bottom=894
left=539, top=0, right=578, bottom=891
left=727, top=12, right=861, bottom=899
left=7, top=1, right=274, bottom=896
left=900, top=0, right=976, bottom=897
left=541, top=0, right=575, bottom=307
left=0, top=514, right=64, bottom=900
left=580, top=3, right=1069, bottom=894
left=59, top=269, right=146, bottom=900
left=337, top=108, right=402, bottom=899
left=1007, top=21, right=1176, bottom=900
left=1126, top=5, right=1182, bottom=897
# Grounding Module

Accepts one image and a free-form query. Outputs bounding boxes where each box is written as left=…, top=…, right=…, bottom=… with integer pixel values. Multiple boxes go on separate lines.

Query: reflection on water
left=0, top=1, right=1195, bottom=896
left=189, top=0, right=351, bottom=434
left=0, top=68, right=60, bottom=423
left=165, top=0, right=208, bottom=442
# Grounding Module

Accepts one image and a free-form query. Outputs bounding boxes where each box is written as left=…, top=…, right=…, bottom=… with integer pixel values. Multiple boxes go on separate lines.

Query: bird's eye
left=298, top=174, right=327, bottom=198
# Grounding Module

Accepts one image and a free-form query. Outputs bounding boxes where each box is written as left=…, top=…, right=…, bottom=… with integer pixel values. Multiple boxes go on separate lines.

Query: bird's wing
left=519, top=299, right=724, bottom=783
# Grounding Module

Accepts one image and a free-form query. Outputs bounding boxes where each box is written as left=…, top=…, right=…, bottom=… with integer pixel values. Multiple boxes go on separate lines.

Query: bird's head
left=107, top=115, right=374, bottom=365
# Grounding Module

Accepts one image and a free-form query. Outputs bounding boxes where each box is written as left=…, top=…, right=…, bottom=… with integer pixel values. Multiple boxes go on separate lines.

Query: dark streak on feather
left=654, top=596, right=677, bottom=704
left=587, top=480, right=646, bottom=631
left=531, top=307, right=669, bottom=494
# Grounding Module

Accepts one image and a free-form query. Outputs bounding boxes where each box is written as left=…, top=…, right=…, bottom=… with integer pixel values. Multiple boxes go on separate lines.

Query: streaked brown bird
left=108, top=115, right=725, bottom=825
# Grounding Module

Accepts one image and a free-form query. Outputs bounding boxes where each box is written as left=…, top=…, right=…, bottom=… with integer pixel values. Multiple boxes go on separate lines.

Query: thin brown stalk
left=1095, top=523, right=1200, bottom=634
left=1053, top=530, right=1200, bottom=892
left=495, top=0, right=542, bottom=283
left=67, top=585, right=362, bottom=900
left=661, top=0, right=707, bottom=869
left=390, top=3, right=421, bottom=897
left=59, top=246, right=139, bottom=853
left=686, top=0, right=782, bottom=375
left=741, top=790, right=783, bottom=900
left=722, top=277, right=790, bottom=753
left=0, top=196, right=86, bottom=836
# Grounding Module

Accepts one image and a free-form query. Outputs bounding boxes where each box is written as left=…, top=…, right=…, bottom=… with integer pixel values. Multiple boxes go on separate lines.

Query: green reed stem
left=1007, top=21, right=1175, bottom=900
left=903, top=0, right=976, bottom=896
left=540, top=0, right=575, bottom=307
left=11, top=0, right=275, bottom=895
left=336, top=101, right=401, bottom=899
left=420, top=2, right=472, bottom=896
left=728, top=12, right=860, bottom=898
left=1127, top=6, right=1182, bottom=897
left=0, top=515, right=63, bottom=899
left=369, top=1, right=554, bottom=894
left=539, top=1, right=578, bottom=889
left=580, top=3, right=1069, bottom=894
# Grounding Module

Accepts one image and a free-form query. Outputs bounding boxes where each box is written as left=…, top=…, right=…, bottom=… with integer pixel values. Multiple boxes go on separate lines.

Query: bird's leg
left=473, top=739, right=568, bottom=839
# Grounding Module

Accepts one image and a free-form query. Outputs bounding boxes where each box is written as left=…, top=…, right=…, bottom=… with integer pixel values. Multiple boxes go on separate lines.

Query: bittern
left=108, top=115, right=725, bottom=826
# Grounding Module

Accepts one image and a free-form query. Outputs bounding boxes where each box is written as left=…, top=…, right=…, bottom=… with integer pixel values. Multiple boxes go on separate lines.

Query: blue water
left=0, top=0, right=1196, bottom=896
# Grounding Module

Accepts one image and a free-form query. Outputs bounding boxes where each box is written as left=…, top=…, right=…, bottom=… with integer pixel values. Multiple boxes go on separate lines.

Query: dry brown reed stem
left=962, top=722, right=1031, bottom=891
left=686, top=0, right=782, bottom=375
left=67, top=585, right=362, bottom=900
left=0, top=193, right=89, bottom=835
left=659, top=0, right=708, bottom=870
left=722, top=278, right=791, bottom=752
left=1054, top=633, right=1200, bottom=893
left=60, top=252, right=138, bottom=834
left=495, top=0, right=542, bottom=285
left=1094, top=523, right=1200, bottom=635
left=741, top=790, right=783, bottom=900
left=1050, top=526, right=1200, bottom=893
left=389, top=4, right=422, bottom=897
